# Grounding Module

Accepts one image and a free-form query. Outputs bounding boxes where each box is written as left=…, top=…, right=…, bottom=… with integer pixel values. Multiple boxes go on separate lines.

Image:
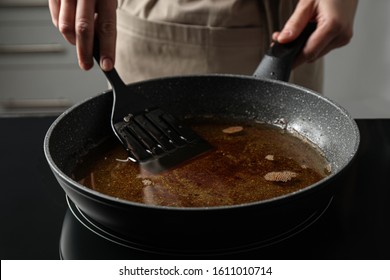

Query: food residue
left=264, top=171, right=298, bottom=182
left=222, top=126, right=243, bottom=134
left=142, top=179, right=153, bottom=186
left=265, top=155, right=274, bottom=161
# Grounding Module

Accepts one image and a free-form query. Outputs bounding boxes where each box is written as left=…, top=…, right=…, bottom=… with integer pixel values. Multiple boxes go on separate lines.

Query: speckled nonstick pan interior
left=44, top=25, right=360, bottom=255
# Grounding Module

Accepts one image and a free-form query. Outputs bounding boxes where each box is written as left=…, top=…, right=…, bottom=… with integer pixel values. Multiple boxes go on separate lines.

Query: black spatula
left=92, top=39, right=212, bottom=174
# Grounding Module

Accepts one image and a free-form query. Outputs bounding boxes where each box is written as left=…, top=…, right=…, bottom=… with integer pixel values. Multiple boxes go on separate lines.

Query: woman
left=48, top=0, right=358, bottom=92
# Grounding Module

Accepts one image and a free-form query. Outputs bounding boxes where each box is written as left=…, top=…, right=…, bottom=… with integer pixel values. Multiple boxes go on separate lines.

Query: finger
left=297, top=25, right=335, bottom=66
left=58, top=0, right=77, bottom=45
left=75, top=0, right=96, bottom=70
left=48, top=0, right=60, bottom=27
left=272, top=32, right=279, bottom=42
left=96, top=0, right=117, bottom=71
left=296, top=14, right=353, bottom=67
left=277, top=0, right=315, bottom=43
left=310, top=33, right=353, bottom=63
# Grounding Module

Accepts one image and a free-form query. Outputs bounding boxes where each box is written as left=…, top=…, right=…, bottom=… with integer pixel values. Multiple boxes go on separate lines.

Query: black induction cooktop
left=1, top=116, right=390, bottom=259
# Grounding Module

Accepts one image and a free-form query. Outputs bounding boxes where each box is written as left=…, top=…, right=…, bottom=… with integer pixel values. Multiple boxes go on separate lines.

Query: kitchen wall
left=324, top=0, right=390, bottom=118
left=0, top=0, right=107, bottom=115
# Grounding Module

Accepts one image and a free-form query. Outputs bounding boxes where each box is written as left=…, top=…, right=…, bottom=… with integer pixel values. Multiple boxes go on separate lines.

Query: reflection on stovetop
left=1, top=117, right=390, bottom=259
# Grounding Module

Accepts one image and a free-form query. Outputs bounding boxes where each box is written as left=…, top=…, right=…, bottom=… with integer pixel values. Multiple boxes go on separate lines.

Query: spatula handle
left=92, top=37, right=127, bottom=91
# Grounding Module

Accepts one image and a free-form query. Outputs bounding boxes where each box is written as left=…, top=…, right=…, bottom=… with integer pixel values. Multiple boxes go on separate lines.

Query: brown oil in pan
left=74, top=119, right=331, bottom=207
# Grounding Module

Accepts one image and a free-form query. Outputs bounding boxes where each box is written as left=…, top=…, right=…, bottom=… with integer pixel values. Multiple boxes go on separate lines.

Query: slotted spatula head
left=93, top=39, right=213, bottom=174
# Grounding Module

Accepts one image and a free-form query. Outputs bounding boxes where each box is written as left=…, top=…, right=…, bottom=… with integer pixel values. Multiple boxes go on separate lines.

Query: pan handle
left=253, top=22, right=317, bottom=82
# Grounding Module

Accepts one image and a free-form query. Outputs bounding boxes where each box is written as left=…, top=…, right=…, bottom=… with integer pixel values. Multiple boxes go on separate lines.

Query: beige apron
left=116, top=0, right=323, bottom=92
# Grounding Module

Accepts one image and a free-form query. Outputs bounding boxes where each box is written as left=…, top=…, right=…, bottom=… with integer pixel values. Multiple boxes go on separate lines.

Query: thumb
left=277, top=1, right=315, bottom=43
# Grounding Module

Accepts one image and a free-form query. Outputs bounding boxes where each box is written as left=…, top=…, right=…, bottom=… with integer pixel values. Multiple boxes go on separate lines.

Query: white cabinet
left=0, top=1, right=107, bottom=115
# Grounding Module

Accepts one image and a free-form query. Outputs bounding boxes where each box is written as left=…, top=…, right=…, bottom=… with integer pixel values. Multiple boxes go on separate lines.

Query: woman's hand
left=273, top=0, right=358, bottom=67
left=48, top=0, right=117, bottom=71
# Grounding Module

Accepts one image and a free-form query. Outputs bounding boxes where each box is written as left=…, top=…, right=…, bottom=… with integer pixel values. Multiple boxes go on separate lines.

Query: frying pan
left=44, top=26, right=359, bottom=256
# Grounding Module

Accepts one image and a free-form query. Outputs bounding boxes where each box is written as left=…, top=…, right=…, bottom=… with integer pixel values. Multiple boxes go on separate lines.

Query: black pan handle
left=253, top=22, right=317, bottom=82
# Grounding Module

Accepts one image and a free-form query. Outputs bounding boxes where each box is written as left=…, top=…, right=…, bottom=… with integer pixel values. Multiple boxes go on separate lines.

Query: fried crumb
left=142, top=179, right=153, bottom=186
left=265, top=155, right=274, bottom=161
left=264, top=171, right=298, bottom=182
left=222, top=126, right=243, bottom=134
left=325, top=164, right=332, bottom=174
